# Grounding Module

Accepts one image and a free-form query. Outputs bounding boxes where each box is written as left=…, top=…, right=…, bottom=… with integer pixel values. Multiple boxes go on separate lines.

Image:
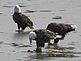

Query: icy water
left=0, top=0, right=81, bottom=61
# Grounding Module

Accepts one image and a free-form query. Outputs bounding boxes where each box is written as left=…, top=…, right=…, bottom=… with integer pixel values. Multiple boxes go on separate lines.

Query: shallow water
left=0, top=0, right=81, bottom=61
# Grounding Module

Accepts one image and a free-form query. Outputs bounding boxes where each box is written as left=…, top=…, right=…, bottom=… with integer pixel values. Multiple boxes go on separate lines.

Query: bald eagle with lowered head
left=29, top=29, right=62, bottom=53
left=46, top=23, right=77, bottom=44
left=12, top=5, right=35, bottom=32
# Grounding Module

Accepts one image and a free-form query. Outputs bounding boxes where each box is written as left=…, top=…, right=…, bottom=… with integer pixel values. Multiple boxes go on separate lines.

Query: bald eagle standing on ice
left=46, top=23, right=77, bottom=44
left=12, top=5, right=35, bottom=32
left=29, top=29, right=62, bottom=52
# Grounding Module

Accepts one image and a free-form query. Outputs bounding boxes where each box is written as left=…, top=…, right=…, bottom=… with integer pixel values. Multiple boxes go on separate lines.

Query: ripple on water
left=0, top=13, right=3, bottom=14
left=0, top=41, right=4, bottom=44
left=24, top=10, right=36, bottom=13
left=27, top=45, right=80, bottom=59
left=2, top=5, right=13, bottom=8
left=39, top=10, right=52, bottom=12
left=28, top=52, right=78, bottom=60
left=52, top=16, right=62, bottom=19
left=19, top=5, right=27, bottom=7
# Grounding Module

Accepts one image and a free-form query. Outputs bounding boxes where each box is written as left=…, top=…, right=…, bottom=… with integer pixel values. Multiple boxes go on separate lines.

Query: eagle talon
left=16, top=30, right=23, bottom=32
left=36, top=48, right=42, bottom=53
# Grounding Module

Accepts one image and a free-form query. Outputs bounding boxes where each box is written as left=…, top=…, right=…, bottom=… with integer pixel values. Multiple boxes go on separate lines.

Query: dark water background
left=0, top=0, right=81, bottom=61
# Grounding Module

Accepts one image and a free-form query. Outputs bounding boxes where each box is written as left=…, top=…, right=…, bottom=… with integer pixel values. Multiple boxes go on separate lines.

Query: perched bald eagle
left=29, top=29, right=62, bottom=52
left=12, top=5, right=35, bottom=32
left=46, top=23, right=77, bottom=44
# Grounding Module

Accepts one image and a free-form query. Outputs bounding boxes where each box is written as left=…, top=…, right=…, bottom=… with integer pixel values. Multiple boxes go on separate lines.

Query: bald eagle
left=46, top=23, right=77, bottom=44
left=12, top=5, right=35, bottom=32
left=29, top=29, right=62, bottom=52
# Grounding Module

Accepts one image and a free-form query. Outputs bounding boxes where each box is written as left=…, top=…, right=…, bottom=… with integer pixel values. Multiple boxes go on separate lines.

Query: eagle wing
left=12, top=13, right=34, bottom=28
left=20, top=14, right=33, bottom=26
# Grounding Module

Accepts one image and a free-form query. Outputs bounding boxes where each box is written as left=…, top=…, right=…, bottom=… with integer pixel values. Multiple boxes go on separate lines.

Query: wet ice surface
left=0, top=0, right=81, bottom=61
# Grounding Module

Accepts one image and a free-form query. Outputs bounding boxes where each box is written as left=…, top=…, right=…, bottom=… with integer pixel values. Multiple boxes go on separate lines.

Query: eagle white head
left=71, top=24, right=77, bottom=29
left=29, top=31, right=37, bottom=45
left=14, top=5, right=21, bottom=13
